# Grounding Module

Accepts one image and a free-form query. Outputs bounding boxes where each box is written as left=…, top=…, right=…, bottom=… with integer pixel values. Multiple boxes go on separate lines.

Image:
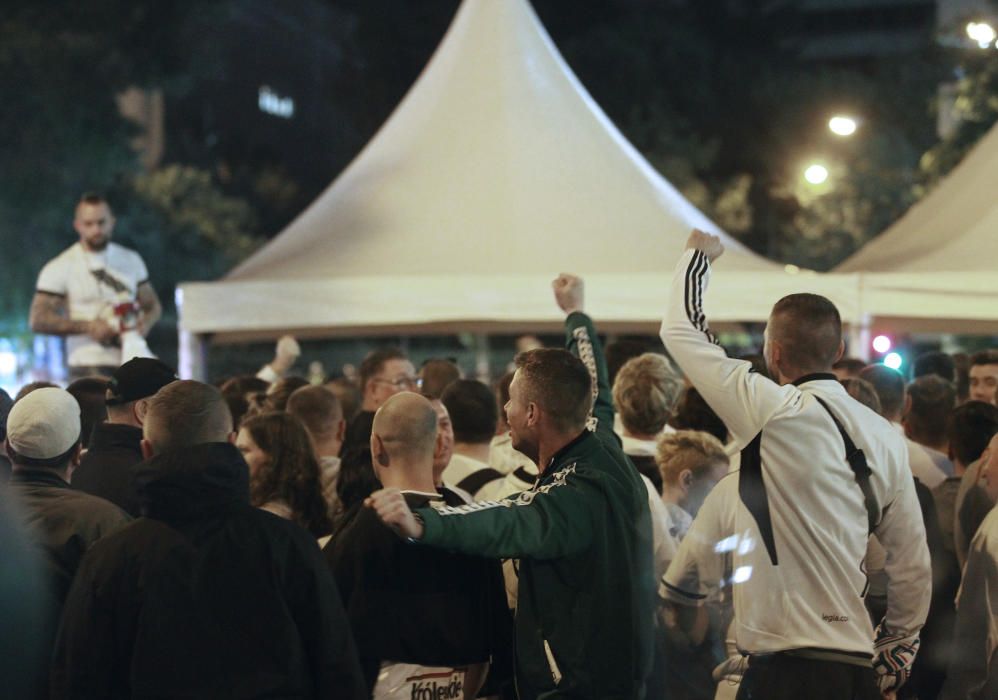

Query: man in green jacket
left=367, top=275, right=654, bottom=699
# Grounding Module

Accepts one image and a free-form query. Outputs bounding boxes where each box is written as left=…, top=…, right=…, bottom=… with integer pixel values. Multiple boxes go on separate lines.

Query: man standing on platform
left=29, top=193, right=161, bottom=379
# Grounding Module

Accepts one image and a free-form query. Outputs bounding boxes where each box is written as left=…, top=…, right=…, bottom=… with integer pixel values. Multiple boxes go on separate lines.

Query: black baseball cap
left=106, top=358, right=178, bottom=406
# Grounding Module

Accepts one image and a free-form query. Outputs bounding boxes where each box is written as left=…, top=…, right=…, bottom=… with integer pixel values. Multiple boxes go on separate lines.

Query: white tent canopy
left=836, top=121, right=998, bottom=331
left=179, top=0, right=856, bottom=374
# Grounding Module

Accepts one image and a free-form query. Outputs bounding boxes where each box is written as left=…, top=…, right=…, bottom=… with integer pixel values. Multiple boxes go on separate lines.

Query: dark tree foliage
left=0, top=0, right=256, bottom=348
left=0, top=0, right=979, bottom=355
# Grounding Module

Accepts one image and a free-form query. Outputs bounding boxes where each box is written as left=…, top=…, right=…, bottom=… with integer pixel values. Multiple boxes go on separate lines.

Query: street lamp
left=967, top=21, right=997, bottom=49
left=828, top=115, right=858, bottom=136
left=804, top=163, right=829, bottom=185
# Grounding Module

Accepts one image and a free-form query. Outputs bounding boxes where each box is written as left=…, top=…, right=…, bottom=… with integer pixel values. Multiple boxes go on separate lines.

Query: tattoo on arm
left=29, top=292, right=90, bottom=335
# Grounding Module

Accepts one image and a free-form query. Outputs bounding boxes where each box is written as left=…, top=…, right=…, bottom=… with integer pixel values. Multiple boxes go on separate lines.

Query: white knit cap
left=6, top=388, right=81, bottom=460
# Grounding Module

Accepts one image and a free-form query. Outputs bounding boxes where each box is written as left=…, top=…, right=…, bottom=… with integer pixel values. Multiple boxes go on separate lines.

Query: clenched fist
left=685, top=229, right=724, bottom=264
left=552, top=273, right=584, bottom=315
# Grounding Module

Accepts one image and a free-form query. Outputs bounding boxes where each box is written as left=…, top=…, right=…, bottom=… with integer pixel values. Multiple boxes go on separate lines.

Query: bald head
left=371, top=392, right=439, bottom=467
left=143, top=381, right=234, bottom=455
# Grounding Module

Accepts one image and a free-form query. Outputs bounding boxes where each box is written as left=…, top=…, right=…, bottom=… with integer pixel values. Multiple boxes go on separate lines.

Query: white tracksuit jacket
left=660, top=249, right=930, bottom=659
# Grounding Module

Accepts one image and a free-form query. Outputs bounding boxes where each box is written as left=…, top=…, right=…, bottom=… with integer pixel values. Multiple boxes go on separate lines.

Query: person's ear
left=372, top=434, right=390, bottom=467
left=65, top=443, right=84, bottom=482
left=902, top=394, right=912, bottom=420
left=140, top=438, right=155, bottom=461
left=227, top=431, right=237, bottom=445
left=134, top=398, right=149, bottom=425
left=679, top=469, right=693, bottom=495
left=833, top=339, right=845, bottom=365
left=525, top=401, right=539, bottom=427
left=335, top=418, right=346, bottom=444
left=770, top=340, right=783, bottom=370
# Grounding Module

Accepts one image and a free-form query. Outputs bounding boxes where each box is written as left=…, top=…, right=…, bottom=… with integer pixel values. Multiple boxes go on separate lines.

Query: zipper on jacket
left=542, top=639, right=562, bottom=686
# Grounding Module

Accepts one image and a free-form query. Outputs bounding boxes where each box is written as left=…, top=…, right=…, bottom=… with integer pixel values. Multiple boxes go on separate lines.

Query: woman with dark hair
left=236, top=412, right=333, bottom=538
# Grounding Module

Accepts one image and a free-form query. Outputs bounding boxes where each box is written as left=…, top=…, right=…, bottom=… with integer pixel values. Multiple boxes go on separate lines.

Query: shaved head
left=371, top=392, right=439, bottom=464
left=766, top=294, right=842, bottom=379
left=143, top=381, right=233, bottom=455
left=286, top=385, right=343, bottom=441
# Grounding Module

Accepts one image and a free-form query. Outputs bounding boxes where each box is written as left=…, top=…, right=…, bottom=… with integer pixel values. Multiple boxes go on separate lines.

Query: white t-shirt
left=36, top=242, right=149, bottom=367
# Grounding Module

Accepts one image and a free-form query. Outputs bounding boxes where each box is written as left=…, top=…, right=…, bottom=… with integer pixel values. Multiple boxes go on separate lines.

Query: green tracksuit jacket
left=417, top=312, right=654, bottom=699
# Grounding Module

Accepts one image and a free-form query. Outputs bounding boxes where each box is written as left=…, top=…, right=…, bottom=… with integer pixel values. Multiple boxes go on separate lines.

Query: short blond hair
left=656, top=430, right=727, bottom=487
left=612, top=353, right=683, bottom=436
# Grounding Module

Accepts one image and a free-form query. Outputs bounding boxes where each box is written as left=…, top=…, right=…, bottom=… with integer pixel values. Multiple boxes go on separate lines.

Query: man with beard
left=29, top=193, right=161, bottom=378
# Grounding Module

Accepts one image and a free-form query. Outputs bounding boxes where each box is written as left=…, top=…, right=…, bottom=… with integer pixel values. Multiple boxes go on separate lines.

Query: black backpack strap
left=457, top=467, right=505, bottom=498
left=738, top=431, right=779, bottom=566
left=511, top=466, right=538, bottom=486
left=813, top=396, right=880, bottom=533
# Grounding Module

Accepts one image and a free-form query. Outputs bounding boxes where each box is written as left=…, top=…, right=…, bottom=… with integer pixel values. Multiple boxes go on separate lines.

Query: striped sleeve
left=683, top=251, right=719, bottom=346
left=660, top=248, right=792, bottom=447
left=418, top=463, right=598, bottom=561
left=564, top=311, right=615, bottom=442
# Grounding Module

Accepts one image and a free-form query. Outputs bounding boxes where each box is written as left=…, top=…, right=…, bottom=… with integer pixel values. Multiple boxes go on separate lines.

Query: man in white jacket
left=660, top=230, right=930, bottom=700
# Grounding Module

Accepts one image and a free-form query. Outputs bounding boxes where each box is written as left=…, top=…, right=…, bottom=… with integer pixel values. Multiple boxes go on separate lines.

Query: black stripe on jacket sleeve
left=683, top=251, right=719, bottom=346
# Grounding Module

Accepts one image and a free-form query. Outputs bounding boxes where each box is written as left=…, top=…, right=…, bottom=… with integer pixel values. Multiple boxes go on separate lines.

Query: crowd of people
left=2, top=229, right=998, bottom=699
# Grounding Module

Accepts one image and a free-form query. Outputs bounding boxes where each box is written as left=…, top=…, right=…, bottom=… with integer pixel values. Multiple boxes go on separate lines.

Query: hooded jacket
left=51, top=442, right=366, bottom=699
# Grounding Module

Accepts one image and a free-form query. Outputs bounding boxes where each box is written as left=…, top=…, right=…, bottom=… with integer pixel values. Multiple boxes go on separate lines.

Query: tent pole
left=178, top=330, right=207, bottom=381
left=849, top=314, right=871, bottom=363
left=473, top=333, right=490, bottom=382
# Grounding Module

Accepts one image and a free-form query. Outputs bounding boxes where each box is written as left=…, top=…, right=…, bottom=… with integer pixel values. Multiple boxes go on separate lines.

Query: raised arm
left=553, top=274, right=615, bottom=443
left=660, top=230, right=792, bottom=448
left=256, top=335, right=302, bottom=384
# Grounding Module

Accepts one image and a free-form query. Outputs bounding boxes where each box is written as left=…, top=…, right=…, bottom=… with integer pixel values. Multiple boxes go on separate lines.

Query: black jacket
left=72, top=422, right=144, bottom=516
left=8, top=469, right=130, bottom=700
left=9, top=469, right=129, bottom=604
left=52, top=442, right=366, bottom=699
left=325, top=490, right=513, bottom=694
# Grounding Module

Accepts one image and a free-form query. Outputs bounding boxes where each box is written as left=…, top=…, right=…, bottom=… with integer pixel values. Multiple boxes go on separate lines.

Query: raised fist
left=685, top=229, right=724, bottom=264
left=552, top=273, right=584, bottom=315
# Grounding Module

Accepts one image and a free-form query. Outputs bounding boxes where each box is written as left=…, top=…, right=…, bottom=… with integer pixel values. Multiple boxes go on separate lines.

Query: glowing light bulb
left=828, top=116, right=858, bottom=136
left=804, top=164, right=829, bottom=185
left=968, top=22, right=997, bottom=49
left=872, top=335, right=892, bottom=354
left=884, top=353, right=903, bottom=370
